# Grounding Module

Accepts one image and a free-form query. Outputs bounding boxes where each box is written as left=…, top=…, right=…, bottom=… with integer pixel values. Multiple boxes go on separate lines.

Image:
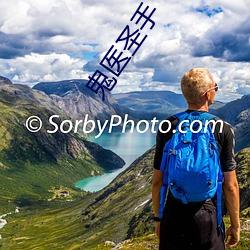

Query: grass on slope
left=2, top=203, right=248, bottom=250
left=0, top=97, right=106, bottom=213
left=0, top=156, right=100, bottom=213
left=0, top=197, right=92, bottom=250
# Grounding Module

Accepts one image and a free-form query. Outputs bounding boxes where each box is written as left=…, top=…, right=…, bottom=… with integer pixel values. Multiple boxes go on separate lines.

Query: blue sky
left=0, top=0, right=249, bottom=102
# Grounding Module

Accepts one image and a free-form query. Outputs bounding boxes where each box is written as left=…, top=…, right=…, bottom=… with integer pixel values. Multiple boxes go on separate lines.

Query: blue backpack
left=158, top=111, right=223, bottom=228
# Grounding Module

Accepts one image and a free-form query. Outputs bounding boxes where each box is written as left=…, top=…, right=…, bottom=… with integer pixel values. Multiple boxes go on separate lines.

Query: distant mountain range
left=32, top=80, right=226, bottom=121
left=33, top=79, right=250, bottom=152
left=115, top=91, right=187, bottom=108
left=114, top=90, right=225, bottom=119
left=3, top=76, right=250, bottom=153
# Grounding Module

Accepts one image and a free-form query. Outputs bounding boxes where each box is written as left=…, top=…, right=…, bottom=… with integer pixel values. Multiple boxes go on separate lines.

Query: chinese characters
left=86, top=2, right=156, bottom=101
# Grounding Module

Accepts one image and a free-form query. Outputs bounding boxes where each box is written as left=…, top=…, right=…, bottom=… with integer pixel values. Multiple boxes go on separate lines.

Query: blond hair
left=181, top=68, right=214, bottom=104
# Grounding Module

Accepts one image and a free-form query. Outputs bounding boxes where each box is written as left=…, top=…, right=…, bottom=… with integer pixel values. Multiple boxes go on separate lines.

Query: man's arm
left=223, top=170, right=240, bottom=248
left=152, top=117, right=176, bottom=239
left=152, top=169, right=163, bottom=238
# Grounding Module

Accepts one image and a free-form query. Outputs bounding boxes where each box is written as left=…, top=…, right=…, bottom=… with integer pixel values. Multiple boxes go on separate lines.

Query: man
left=152, top=68, right=240, bottom=249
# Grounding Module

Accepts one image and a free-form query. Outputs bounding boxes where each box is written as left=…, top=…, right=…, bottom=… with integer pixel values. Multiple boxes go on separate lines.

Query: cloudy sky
left=0, top=0, right=249, bottom=102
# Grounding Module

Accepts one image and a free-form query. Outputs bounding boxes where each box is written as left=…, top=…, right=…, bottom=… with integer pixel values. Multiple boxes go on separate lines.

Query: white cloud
left=0, top=0, right=249, bottom=101
left=0, top=53, right=88, bottom=86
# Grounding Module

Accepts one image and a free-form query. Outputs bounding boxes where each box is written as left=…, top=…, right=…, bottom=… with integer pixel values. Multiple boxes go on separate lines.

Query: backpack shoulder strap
left=201, top=112, right=223, bottom=230
left=173, top=111, right=189, bottom=121
left=174, top=111, right=217, bottom=121
left=201, top=112, right=217, bottom=120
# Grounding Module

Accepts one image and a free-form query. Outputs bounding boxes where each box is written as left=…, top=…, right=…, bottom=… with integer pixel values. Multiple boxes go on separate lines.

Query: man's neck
left=187, top=103, right=209, bottom=112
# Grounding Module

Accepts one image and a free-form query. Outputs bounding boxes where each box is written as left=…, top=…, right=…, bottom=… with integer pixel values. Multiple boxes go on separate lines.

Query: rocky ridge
left=33, top=79, right=124, bottom=123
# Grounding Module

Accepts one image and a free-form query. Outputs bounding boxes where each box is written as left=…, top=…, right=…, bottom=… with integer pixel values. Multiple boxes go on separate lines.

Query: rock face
left=0, top=76, right=12, bottom=85
left=213, top=94, right=250, bottom=125
left=234, top=109, right=250, bottom=152
left=0, top=82, right=125, bottom=167
left=33, top=79, right=124, bottom=122
left=210, top=95, right=250, bottom=152
left=235, top=148, right=250, bottom=214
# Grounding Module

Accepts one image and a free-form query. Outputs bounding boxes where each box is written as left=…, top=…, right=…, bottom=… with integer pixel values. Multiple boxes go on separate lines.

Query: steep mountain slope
left=0, top=81, right=124, bottom=212
left=235, top=148, right=250, bottom=213
left=234, top=109, right=250, bottom=152
left=0, top=147, right=154, bottom=249
left=1, top=147, right=249, bottom=249
left=213, top=94, right=250, bottom=125
left=210, top=94, right=250, bottom=152
left=78, top=147, right=250, bottom=248
left=33, top=79, right=123, bottom=122
left=0, top=75, right=12, bottom=85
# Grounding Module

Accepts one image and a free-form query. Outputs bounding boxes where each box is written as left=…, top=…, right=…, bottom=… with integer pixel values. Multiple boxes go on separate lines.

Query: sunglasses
left=203, top=83, right=218, bottom=95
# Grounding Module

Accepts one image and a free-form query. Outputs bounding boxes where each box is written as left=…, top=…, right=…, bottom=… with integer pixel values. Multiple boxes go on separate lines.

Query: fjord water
left=75, top=129, right=156, bottom=192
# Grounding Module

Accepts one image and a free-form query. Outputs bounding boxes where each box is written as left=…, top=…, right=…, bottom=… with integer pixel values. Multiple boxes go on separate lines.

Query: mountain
left=212, top=94, right=250, bottom=152
left=235, top=148, right=250, bottom=214
left=0, top=79, right=125, bottom=212
left=0, top=76, right=248, bottom=249
left=33, top=82, right=227, bottom=122
left=0, top=76, right=12, bottom=85
left=234, top=109, right=250, bottom=152
left=114, top=91, right=186, bottom=119
left=1, top=146, right=249, bottom=249
left=213, top=94, right=250, bottom=125
left=78, top=147, right=250, bottom=248
left=209, top=100, right=225, bottom=110
left=33, top=79, right=124, bottom=123
left=114, top=90, right=225, bottom=120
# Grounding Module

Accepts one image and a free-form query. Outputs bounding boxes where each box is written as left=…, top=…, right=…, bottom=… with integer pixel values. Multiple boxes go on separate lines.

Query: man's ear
left=204, top=92, right=209, bottom=100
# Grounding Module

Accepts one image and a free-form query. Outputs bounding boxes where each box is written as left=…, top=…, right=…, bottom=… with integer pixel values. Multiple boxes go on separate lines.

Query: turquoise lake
left=75, top=129, right=156, bottom=192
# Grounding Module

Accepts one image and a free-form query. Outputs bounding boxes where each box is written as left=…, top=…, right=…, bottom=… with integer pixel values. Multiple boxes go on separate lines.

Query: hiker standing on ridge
left=152, top=68, right=240, bottom=249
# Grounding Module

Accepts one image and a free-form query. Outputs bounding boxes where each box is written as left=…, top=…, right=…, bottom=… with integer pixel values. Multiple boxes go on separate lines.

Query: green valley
left=0, top=82, right=124, bottom=214
left=0, top=147, right=249, bottom=249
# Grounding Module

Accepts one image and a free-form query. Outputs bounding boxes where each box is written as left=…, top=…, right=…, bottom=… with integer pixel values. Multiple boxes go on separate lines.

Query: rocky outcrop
left=33, top=79, right=124, bottom=123
left=0, top=76, right=12, bottom=85
left=213, top=94, right=250, bottom=125
left=209, top=95, right=250, bottom=152
left=235, top=148, right=250, bottom=214
left=234, top=109, right=250, bottom=152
